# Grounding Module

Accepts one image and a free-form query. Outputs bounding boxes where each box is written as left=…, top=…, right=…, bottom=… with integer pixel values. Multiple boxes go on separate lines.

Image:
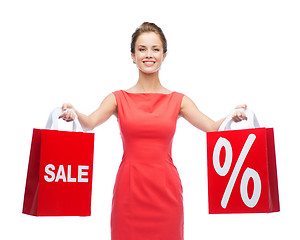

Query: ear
left=131, top=53, right=136, bottom=64
left=162, top=52, right=167, bottom=62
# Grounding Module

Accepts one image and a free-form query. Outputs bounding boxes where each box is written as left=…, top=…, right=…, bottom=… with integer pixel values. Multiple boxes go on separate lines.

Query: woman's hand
left=57, top=93, right=117, bottom=131
left=232, top=104, right=247, bottom=122
left=59, top=103, right=77, bottom=122
left=180, top=94, right=248, bottom=132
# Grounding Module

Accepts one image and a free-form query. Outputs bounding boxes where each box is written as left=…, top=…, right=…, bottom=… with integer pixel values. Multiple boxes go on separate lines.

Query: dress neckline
left=121, top=90, right=175, bottom=95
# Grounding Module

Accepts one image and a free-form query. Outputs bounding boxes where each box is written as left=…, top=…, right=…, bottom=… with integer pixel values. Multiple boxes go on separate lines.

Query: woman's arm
left=179, top=95, right=246, bottom=132
left=59, top=93, right=117, bottom=131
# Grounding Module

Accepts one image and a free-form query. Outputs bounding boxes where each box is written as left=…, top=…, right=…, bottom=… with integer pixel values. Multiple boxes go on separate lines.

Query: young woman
left=60, top=22, right=247, bottom=240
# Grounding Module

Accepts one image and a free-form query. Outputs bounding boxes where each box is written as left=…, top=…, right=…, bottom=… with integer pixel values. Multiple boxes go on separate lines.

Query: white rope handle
left=45, top=107, right=83, bottom=132
left=219, top=108, right=260, bottom=131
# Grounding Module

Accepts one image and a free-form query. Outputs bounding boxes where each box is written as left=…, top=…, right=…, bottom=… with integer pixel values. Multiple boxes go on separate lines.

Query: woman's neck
left=135, top=71, right=164, bottom=93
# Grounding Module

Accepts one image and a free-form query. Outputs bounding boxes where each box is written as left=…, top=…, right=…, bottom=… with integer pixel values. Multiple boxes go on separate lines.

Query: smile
left=143, top=61, right=155, bottom=67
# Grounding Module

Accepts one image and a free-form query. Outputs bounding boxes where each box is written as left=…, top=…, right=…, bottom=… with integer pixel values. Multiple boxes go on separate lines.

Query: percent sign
left=213, top=134, right=262, bottom=209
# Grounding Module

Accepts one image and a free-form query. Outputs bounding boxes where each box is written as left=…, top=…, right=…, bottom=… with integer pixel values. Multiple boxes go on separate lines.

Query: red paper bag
left=206, top=109, right=279, bottom=214
left=23, top=108, right=95, bottom=216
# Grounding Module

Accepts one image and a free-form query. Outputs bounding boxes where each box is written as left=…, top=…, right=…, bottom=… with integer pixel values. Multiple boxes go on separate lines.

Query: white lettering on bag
left=44, top=164, right=89, bottom=183
left=44, top=164, right=55, bottom=182
left=78, top=166, right=89, bottom=183
left=67, top=165, right=76, bottom=182
left=55, top=165, right=67, bottom=182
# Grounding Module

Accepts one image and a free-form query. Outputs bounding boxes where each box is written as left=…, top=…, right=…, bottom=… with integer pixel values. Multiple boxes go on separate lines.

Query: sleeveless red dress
left=111, top=90, right=184, bottom=240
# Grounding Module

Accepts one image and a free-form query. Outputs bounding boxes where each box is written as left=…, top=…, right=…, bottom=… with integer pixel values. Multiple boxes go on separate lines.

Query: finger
left=232, top=111, right=246, bottom=122
left=241, top=112, right=247, bottom=120
left=58, top=112, right=66, bottom=119
left=66, top=111, right=75, bottom=121
left=232, top=116, right=243, bottom=123
left=235, top=104, right=247, bottom=110
left=232, top=111, right=241, bottom=118
left=62, top=104, right=68, bottom=111
left=241, top=104, right=247, bottom=109
left=232, top=118, right=239, bottom=123
left=65, top=111, right=72, bottom=120
left=62, top=103, right=73, bottom=111
left=59, top=110, right=72, bottom=121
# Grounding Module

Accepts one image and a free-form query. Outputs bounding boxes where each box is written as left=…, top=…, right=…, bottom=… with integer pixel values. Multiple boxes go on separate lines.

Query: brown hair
left=131, top=22, right=167, bottom=54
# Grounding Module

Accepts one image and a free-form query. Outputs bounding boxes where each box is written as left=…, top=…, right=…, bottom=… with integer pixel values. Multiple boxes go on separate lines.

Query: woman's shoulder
left=101, top=92, right=117, bottom=104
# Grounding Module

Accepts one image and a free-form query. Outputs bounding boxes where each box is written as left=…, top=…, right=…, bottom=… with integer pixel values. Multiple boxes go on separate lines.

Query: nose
left=146, top=49, right=153, bottom=58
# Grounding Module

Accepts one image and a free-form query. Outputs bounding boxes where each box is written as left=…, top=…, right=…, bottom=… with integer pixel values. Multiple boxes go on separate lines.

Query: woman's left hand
left=232, top=104, right=247, bottom=122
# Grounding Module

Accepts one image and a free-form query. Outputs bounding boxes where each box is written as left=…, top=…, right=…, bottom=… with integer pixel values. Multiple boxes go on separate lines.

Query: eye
left=154, top=48, right=160, bottom=52
left=139, top=48, right=146, bottom=52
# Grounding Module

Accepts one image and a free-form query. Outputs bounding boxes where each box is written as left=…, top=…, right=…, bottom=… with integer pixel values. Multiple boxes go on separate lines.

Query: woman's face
left=131, top=32, right=166, bottom=74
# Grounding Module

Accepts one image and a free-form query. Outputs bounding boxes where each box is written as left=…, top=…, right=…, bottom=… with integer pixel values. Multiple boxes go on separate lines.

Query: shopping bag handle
left=219, top=108, right=260, bottom=131
left=45, top=107, right=83, bottom=132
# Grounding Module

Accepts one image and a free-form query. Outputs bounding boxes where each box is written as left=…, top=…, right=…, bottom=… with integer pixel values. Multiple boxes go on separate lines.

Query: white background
left=1, top=0, right=299, bottom=239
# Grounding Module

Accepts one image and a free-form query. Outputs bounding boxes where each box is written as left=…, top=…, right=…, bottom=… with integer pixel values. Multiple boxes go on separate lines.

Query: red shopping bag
left=206, top=109, right=279, bottom=214
left=23, top=108, right=95, bottom=216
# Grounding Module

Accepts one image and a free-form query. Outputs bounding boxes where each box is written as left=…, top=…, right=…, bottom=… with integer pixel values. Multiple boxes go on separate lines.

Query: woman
left=60, top=22, right=247, bottom=240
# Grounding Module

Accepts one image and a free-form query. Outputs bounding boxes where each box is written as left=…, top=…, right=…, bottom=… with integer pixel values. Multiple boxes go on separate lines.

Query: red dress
left=111, top=90, right=184, bottom=240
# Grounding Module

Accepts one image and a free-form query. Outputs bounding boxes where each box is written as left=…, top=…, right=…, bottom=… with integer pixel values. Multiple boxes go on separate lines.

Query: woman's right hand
left=59, top=103, right=76, bottom=122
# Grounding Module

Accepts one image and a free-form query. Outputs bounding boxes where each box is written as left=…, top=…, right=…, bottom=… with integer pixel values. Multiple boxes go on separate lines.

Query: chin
left=137, top=65, right=161, bottom=74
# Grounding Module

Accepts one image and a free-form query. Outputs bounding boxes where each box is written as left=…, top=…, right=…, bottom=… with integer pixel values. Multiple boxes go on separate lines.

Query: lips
left=143, top=61, right=155, bottom=67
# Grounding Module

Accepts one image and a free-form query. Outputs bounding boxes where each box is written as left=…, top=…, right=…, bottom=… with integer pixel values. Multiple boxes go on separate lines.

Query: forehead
left=136, top=32, right=163, bottom=47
